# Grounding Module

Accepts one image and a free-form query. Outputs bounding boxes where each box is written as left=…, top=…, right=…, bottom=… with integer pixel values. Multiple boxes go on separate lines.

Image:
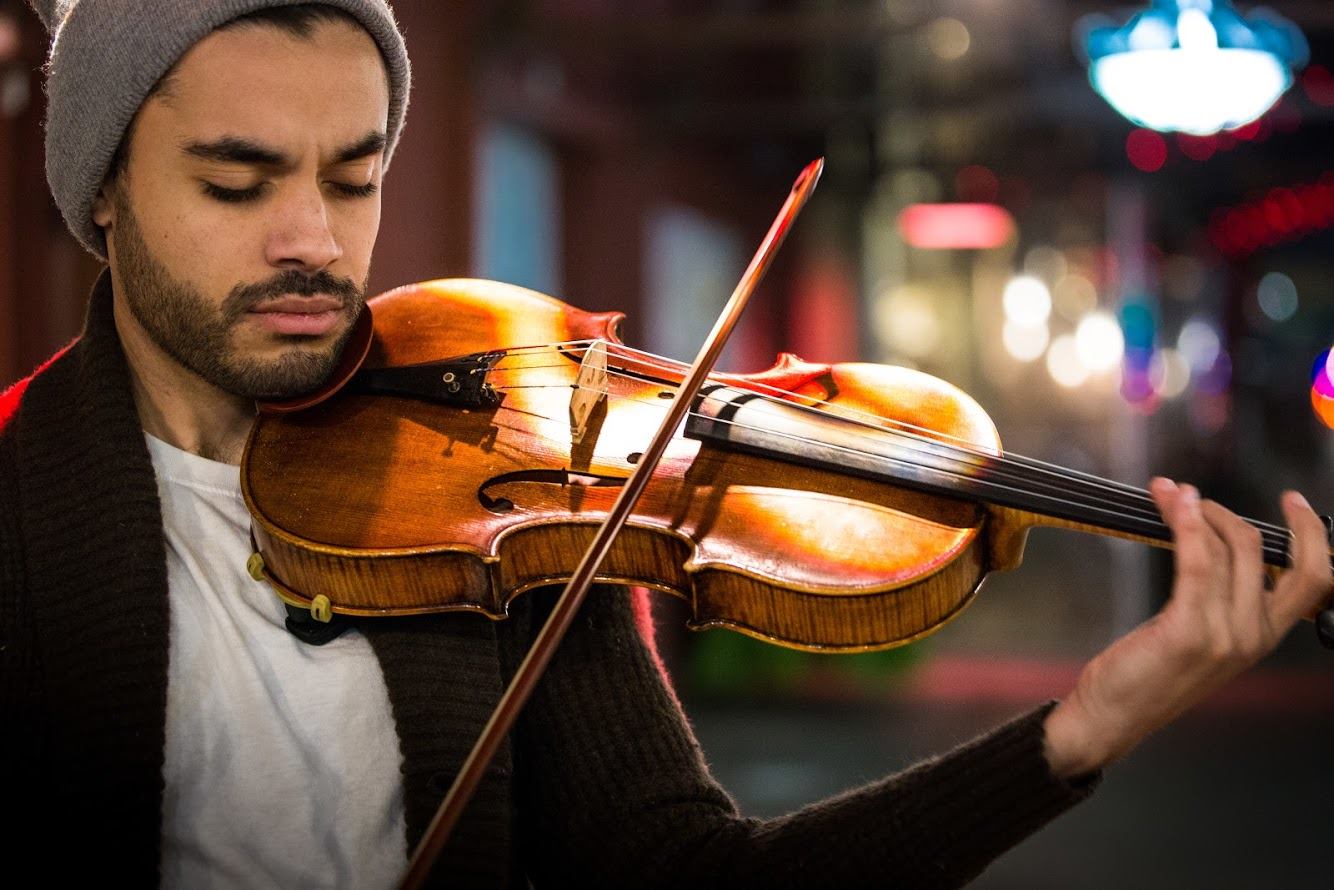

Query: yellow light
left=1002, top=320, right=1050, bottom=362
left=873, top=284, right=941, bottom=359
left=1003, top=276, right=1052, bottom=327
left=926, top=17, right=970, bottom=61
left=1075, top=311, right=1125, bottom=372
left=1047, top=335, right=1090, bottom=388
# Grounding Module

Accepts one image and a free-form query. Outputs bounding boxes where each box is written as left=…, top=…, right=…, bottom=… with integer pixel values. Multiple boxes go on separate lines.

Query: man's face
left=95, top=18, right=390, bottom=399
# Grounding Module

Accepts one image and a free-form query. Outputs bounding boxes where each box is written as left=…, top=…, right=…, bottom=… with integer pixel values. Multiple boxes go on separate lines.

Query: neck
left=112, top=294, right=254, bottom=465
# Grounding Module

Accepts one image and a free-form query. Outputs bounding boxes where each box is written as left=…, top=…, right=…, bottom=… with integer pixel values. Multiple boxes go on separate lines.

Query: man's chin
left=218, top=351, right=342, bottom=401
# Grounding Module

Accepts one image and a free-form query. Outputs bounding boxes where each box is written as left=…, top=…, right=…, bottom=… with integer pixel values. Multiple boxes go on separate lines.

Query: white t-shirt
left=147, top=433, right=407, bottom=889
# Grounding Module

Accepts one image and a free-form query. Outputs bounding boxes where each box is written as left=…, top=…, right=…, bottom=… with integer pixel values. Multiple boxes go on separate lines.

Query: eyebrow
left=181, top=130, right=387, bottom=167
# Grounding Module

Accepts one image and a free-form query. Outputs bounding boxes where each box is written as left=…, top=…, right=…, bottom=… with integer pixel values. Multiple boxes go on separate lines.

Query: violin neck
left=687, top=385, right=1301, bottom=570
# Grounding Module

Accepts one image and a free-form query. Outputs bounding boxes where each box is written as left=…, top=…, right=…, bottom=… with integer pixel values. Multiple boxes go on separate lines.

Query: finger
left=1271, top=491, right=1334, bottom=630
left=1151, top=479, right=1224, bottom=614
left=1200, top=499, right=1268, bottom=654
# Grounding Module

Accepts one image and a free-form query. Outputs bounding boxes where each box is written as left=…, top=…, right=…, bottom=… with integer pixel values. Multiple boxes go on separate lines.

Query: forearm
left=513, top=588, right=1096, bottom=888
left=707, top=702, right=1097, bottom=889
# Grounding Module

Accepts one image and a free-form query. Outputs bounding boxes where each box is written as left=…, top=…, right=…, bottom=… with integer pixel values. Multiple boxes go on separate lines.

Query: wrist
left=1042, top=694, right=1115, bottom=779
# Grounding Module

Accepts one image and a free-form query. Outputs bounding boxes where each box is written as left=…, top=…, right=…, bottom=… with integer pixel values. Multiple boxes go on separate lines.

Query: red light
left=1125, top=129, right=1167, bottom=173
left=1177, top=134, right=1216, bottom=162
left=1302, top=65, right=1334, bottom=107
left=1230, top=120, right=1263, bottom=141
left=1262, top=188, right=1302, bottom=234
left=954, top=165, right=999, bottom=202
left=897, top=204, right=1015, bottom=249
left=1295, top=185, right=1328, bottom=228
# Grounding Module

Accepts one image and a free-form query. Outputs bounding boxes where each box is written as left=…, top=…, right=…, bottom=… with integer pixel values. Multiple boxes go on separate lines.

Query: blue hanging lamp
left=1082, top=0, right=1308, bottom=135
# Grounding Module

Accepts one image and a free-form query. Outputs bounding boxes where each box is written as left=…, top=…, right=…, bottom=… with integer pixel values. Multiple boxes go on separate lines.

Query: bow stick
left=399, top=157, right=825, bottom=888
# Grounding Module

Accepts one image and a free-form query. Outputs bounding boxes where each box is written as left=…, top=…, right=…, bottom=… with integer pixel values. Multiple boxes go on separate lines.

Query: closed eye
left=331, top=181, right=378, bottom=198
left=203, top=182, right=263, bottom=204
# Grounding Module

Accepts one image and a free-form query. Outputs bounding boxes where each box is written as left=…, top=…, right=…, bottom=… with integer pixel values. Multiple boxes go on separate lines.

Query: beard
left=112, top=191, right=367, bottom=400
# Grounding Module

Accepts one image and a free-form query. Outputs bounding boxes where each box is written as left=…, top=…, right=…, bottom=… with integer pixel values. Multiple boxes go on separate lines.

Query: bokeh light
left=1075, top=311, right=1125, bottom=372
left=1256, top=271, right=1298, bottom=322
left=1177, top=317, right=1221, bottom=374
left=1177, top=133, right=1216, bottom=161
left=1150, top=348, right=1191, bottom=398
left=1196, top=351, right=1233, bottom=395
left=1311, top=388, right=1334, bottom=429
left=874, top=283, right=941, bottom=359
left=1301, top=63, right=1334, bottom=106
left=1047, top=335, right=1090, bottom=388
left=1126, top=129, right=1167, bottom=172
left=1002, top=275, right=1052, bottom=326
left=1312, top=347, right=1334, bottom=398
left=1002, top=319, right=1050, bottom=362
left=926, top=17, right=971, bottom=61
left=1312, top=346, right=1334, bottom=429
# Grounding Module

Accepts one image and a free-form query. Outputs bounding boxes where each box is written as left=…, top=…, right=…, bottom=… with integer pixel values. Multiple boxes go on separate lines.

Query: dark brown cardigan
left=0, top=273, right=1095, bottom=887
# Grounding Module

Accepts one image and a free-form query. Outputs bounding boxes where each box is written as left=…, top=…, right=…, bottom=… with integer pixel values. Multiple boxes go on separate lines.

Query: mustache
left=222, top=270, right=365, bottom=319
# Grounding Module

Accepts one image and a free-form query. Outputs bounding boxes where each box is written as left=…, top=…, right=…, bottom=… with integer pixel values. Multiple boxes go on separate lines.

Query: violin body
left=243, top=279, right=1033, bottom=651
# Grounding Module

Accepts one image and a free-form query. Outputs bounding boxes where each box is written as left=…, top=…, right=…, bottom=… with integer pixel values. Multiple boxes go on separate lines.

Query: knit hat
left=27, top=0, right=411, bottom=260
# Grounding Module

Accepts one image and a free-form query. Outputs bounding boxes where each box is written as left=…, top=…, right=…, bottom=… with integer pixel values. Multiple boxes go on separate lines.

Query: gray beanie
left=27, top=0, right=411, bottom=260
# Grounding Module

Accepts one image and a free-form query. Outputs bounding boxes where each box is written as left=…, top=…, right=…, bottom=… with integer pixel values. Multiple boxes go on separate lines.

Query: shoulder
left=0, top=341, right=78, bottom=439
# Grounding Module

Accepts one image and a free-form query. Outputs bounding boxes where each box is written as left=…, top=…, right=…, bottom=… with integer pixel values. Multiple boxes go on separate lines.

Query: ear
left=91, top=181, right=115, bottom=229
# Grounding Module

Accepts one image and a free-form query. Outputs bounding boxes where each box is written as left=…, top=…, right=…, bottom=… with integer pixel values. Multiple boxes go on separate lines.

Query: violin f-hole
left=477, top=468, right=629, bottom=514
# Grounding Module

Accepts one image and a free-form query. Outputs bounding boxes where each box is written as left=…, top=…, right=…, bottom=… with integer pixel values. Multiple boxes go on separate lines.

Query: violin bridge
left=570, top=339, right=609, bottom=445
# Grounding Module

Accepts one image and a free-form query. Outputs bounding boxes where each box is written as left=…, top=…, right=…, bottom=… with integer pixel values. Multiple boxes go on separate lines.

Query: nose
left=264, top=183, right=343, bottom=273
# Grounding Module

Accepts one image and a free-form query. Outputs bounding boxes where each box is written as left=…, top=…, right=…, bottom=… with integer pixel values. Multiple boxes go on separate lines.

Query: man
left=1, top=2, right=1329, bottom=888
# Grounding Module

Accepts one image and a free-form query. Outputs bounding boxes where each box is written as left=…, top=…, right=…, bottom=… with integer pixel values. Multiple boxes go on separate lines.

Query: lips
left=247, top=296, right=347, bottom=336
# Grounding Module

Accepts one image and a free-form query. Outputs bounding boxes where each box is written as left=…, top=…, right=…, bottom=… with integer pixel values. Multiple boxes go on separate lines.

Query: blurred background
left=2, top=1, right=1331, bottom=885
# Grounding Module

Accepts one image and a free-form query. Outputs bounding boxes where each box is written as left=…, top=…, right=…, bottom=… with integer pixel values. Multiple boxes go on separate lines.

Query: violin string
left=478, top=387, right=1291, bottom=563
left=682, top=411, right=1293, bottom=563
left=483, top=379, right=1293, bottom=555
left=486, top=361, right=1293, bottom=549
left=593, top=343, right=1214, bottom=508
left=587, top=343, right=1297, bottom=541
left=482, top=344, right=1294, bottom=544
left=485, top=348, right=1294, bottom=545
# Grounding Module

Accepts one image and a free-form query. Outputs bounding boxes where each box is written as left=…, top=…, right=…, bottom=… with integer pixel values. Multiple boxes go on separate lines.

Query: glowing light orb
left=1002, top=276, right=1052, bottom=327
left=1075, top=311, right=1125, bottom=372
left=926, top=17, right=971, bottom=61
left=1256, top=271, right=1298, bottom=322
left=1312, top=347, right=1334, bottom=429
left=1002, top=320, right=1050, bottom=362
left=1178, top=318, right=1221, bottom=374
left=1312, top=348, right=1334, bottom=398
left=1047, top=335, right=1090, bottom=388
left=1083, top=2, right=1308, bottom=136
left=874, top=284, right=941, bottom=359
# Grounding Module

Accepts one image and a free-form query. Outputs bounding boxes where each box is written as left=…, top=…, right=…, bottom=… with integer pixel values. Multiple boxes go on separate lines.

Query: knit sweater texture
left=0, top=272, right=1096, bottom=887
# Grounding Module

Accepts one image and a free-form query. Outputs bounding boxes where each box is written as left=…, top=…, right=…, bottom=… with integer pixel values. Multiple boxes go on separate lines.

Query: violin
left=237, top=160, right=1334, bottom=885
left=241, top=276, right=1333, bottom=651
left=242, top=278, right=1312, bottom=648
